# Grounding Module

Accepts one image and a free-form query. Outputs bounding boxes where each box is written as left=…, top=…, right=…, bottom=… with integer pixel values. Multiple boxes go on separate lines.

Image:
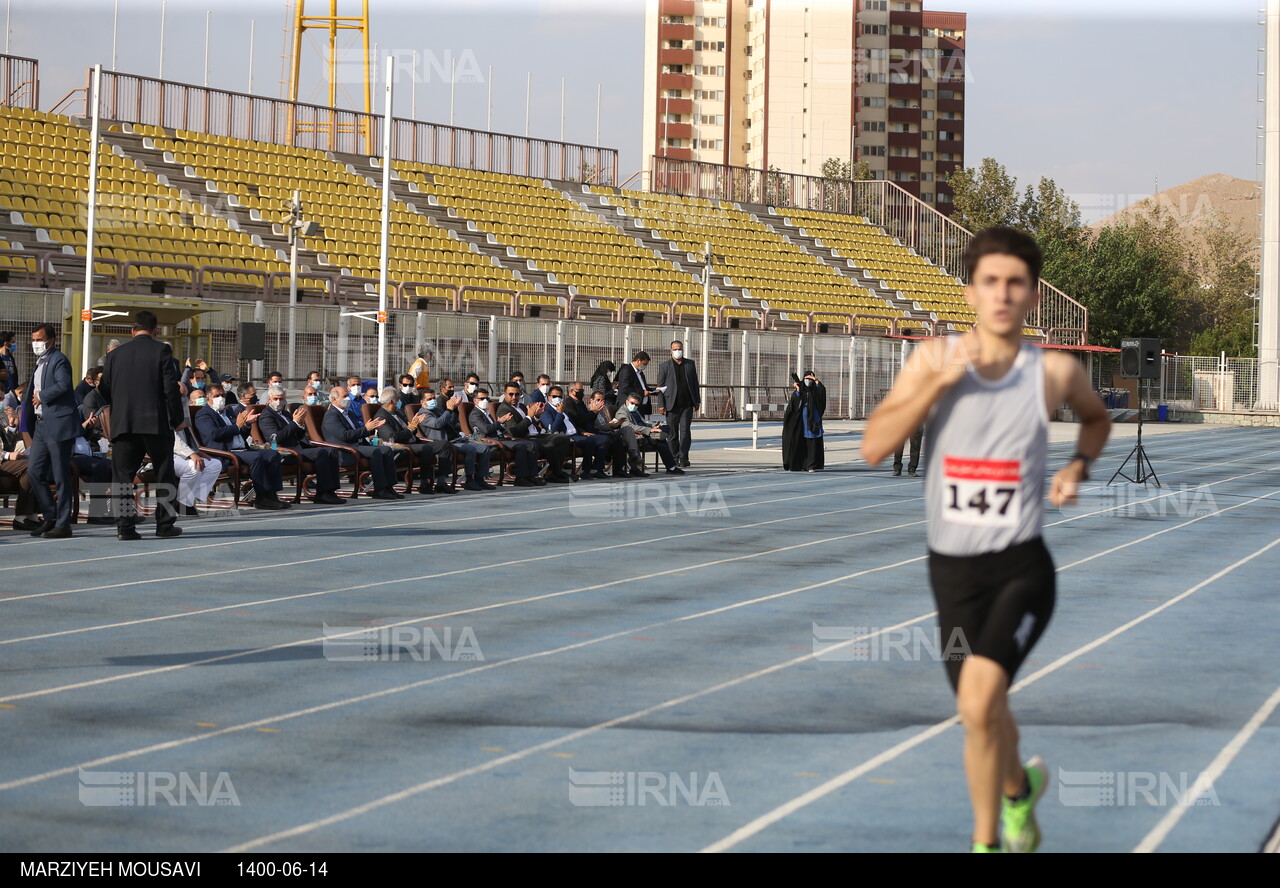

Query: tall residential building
left=641, top=0, right=966, bottom=208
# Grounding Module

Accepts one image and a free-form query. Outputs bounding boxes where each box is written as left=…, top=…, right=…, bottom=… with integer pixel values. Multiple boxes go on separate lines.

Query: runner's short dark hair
left=963, top=226, right=1043, bottom=283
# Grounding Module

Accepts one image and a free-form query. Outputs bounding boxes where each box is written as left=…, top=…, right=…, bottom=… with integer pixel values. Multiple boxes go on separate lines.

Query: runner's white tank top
left=925, top=339, right=1048, bottom=556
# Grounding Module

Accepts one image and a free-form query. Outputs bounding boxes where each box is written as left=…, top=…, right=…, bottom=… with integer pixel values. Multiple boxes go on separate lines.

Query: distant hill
left=1089, top=173, right=1260, bottom=265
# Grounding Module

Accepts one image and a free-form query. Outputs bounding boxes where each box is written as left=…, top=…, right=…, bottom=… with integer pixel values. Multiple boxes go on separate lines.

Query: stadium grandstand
left=0, top=53, right=1087, bottom=348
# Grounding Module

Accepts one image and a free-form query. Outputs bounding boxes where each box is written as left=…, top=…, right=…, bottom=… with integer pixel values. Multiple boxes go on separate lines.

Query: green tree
left=944, top=157, right=1019, bottom=231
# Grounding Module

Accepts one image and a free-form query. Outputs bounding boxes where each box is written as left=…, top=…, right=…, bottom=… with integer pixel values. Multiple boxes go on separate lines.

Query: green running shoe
left=972, top=842, right=1001, bottom=853
left=1001, top=756, right=1047, bottom=853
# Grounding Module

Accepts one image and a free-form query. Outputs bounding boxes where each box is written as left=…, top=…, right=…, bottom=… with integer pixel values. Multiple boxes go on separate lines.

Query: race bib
left=941, top=456, right=1021, bottom=528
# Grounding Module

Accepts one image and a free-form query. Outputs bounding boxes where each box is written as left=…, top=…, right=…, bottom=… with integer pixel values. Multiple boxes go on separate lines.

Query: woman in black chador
left=782, top=370, right=826, bottom=472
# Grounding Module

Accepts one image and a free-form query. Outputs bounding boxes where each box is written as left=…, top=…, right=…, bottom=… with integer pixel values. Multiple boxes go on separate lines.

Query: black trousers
left=665, top=405, right=694, bottom=462
left=894, top=426, right=924, bottom=472
left=503, top=439, right=540, bottom=480
left=569, top=434, right=611, bottom=473
left=231, top=448, right=285, bottom=494
left=112, top=433, right=178, bottom=533
left=341, top=444, right=399, bottom=491
left=280, top=446, right=340, bottom=494
left=533, top=433, right=571, bottom=477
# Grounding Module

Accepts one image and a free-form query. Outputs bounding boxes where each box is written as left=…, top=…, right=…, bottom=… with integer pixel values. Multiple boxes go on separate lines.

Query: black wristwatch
left=1070, top=452, right=1093, bottom=480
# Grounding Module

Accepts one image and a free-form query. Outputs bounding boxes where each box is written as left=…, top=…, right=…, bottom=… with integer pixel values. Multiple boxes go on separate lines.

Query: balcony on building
left=663, top=98, right=694, bottom=115
left=889, top=32, right=923, bottom=51
left=888, top=82, right=920, bottom=100
left=660, top=0, right=695, bottom=17
left=888, top=106, right=919, bottom=123
left=659, top=72, right=693, bottom=91
left=659, top=22, right=695, bottom=42
left=665, top=123, right=694, bottom=140
left=888, top=132, right=921, bottom=150
left=662, top=48, right=694, bottom=65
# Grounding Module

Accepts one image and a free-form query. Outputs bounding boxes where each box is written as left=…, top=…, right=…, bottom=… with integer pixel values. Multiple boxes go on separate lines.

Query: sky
left=0, top=0, right=1264, bottom=222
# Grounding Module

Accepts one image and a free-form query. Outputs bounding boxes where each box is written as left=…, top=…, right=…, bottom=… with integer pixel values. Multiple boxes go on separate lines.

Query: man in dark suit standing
left=22, top=323, right=79, bottom=537
left=614, top=351, right=658, bottom=417
left=656, top=339, right=700, bottom=468
left=99, top=311, right=186, bottom=540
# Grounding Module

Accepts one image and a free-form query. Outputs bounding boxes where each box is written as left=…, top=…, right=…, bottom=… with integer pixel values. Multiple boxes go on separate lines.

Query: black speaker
left=239, top=322, right=266, bottom=362
left=1120, top=337, right=1160, bottom=380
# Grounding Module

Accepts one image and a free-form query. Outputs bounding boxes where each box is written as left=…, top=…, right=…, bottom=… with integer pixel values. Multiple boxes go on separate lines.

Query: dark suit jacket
left=495, top=400, right=539, bottom=438
left=322, top=405, right=370, bottom=446
left=22, top=347, right=79, bottom=442
left=257, top=405, right=311, bottom=449
left=656, top=358, right=701, bottom=410
left=194, top=405, right=252, bottom=450
left=467, top=403, right=508, bottom=439
left=374, top=406, right=417, bottom=445
left=100, top=334, right=184, bottom=438
left=614, top=362, right=653, bottom=409
left=563, top=397, right=595, bottom=434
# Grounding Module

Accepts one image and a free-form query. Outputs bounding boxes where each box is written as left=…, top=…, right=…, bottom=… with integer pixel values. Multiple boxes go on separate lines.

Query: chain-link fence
left=2, top=285, right=1273, bottom=419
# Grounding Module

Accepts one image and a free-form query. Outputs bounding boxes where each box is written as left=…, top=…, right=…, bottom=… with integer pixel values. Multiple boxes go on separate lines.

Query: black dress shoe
left=892, top=468, right=902, bottom=477
left=155, top=526, right=184, bottom=539
left=253, top=495, right=290, bottom=510
left=512, top=478, right=536, bottom=487
left=417, top=484, right=434, bottom=494
left=589, top=471, right=610, bottom=480
left=545, top=474, right=570, bottom=484
left=29, top=519, right=55, bottom=537
left=435, top=483, right=458, bottom=494
left=117, top=529, right=143, bottom=541
left=13, top=517, right=43, bottom=531
left=314, top=492, right=346, bottom=505
left=42, top=526, right=72, bottom=539
left=629, top=468, right=648, bottom=477
left=531, top=477, right=546, bottom=486
left=678, top=458, right=691, bottom=468
left=86, top=515, right=116, bottom=525
left=371, top=489, right=399, bottom=500
left=666, top=467, right=686, bottom=475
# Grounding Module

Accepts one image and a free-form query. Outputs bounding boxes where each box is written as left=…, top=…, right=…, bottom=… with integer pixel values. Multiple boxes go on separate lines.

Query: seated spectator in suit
left=375, top=385, right=451, bottom=495
left=467, top=387, right=543, bottom=487
left=300, top=385, right=321, bottom=407
left=543, top=385, right=611, bottom=479
left=238, top=382, right=258, bottom=407
left=414, top=387, right=493, bottom=491
left=192, top=385, right=291, bottom=510
left=522, top=374, right=551, bottom=408
left=589, top=390, right=644, bottom=476
left=396, top=374, right=419, bottom=405
left=256, top=385, right=347, bottom=505
left=265, top=371, right=284, bottom=391
left=496, top=383, right=571, bottom=483
left=616, top=392, right=684, bottom=474
left=171, top=417, right=223, bottom=517
left=1, top=407, right=37, bottom=528
left=570, top=383, right=627, bottom=477
left=75, top=366, right=101, bottom=401
left=68, top=432, right=114, bottom=524
left=459, top=373, right=480, bottom=403
left=322, top=386, right=403, bottom=500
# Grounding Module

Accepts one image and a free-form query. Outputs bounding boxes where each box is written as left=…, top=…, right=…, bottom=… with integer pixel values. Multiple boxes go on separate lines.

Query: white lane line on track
left=4, top=473, right=1274, bottom=852
left=1133, top=681, right=1280, bottom=852
left=701, top=533, right=1280, bottom=854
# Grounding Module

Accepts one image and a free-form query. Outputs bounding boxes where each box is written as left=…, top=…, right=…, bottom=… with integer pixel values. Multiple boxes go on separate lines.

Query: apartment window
left=694, top=65, right=725, bottom=76
left=922, top=130, right=934, bottom=140
left=695, top=41, right=725, bottom=52
left=938, top=192, right=953, bottom=203
left=941, top=111, right=963, bottom=120
left=921, top=110, right=934, bottom=119
left=921, top=151, right=934, bottom=161
left=864, top=0, right=888, bottom=9
left=863, top=145, right=887, bottom=156
left=863, top=48, right=887, bottom=60
left=862, top=120, right=886, bottom=132
left=863, top=24, right=887, bottom=35
left=698, top=139, right=723, bottom=150
left=922, top=89, right=935, bottom=99
left=666, top=139, right=684, bottom=149
left=864, top=73, right=887, bottom=83
left=700, top=115, right=724, bottom=126
left=862, top=96, right=887, bottom=108
left=921, top=172, right=935, bottom=182
left=922, top=49, right=935, bottom=58
left=939, top=131, right=959, bottom=141
left=889, top=123, right=915, bottom=133
left=922, top=192, right=935, bottom=203
left=695, top=16, right=726, bottom=27
left=939, top=90, right=958, bottom=100
left=892, top=171, right=916, bottom=182
left=662, top=64, right=685, bottom=74
left=696, top=89, right=724, bottom=101
left=665, top=113, right=683, bottom=124
left=664, top=89, right=684, bottom=99
left=662, top=15, right=686, bottom=24
left=667, top=40, right=686, bottom=50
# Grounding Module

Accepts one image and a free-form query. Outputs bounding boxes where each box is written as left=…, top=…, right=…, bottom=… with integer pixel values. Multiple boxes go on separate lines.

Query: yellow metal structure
left=286, top=0, right=373, bottom=152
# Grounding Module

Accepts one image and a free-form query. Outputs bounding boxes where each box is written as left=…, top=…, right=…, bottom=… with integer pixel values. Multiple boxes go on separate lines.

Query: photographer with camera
left=782, top=370, right=826, bottom=472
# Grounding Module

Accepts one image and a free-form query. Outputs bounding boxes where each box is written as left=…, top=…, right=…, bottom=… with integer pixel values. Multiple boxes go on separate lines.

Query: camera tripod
left=1109, top=379, right=1160, bottom=486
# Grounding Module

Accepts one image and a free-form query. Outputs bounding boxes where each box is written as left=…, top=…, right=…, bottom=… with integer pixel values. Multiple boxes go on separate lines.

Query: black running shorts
left=927, top=536, right=1056, bottom=692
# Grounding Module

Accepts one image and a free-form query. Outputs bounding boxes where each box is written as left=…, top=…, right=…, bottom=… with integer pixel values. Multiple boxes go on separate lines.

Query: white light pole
left=203, top=10, right=211, bottom=87
left=376, top=54, right=394, bottom=392
left=701, top=240, right=711, bottom=417
left=560, top=76, right=565, bottom=142
left=248, top=19, right=255, bottom=94
left=449, top=56, right=456, bottom=126
left=287, top=190, right=302, bottom=381
left=112, top=0, right=120, bottom=71
left=525, top=72, right=531, bottom=136
left=82, top=65, right=103, bottom=377
left=158, top=0, right=167, bottom=79
left=486, top=64, right=493, bottom=131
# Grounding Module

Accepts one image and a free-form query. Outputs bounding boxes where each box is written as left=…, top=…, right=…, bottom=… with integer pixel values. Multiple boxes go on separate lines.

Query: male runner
left=861, top=226, right=1110, bottom=853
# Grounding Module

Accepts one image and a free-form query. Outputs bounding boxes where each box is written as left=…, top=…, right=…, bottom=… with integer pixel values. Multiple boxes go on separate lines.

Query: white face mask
left=31, top=341, right=48, bottom=357
left=401, top=385, right=415, bottom=394
left=672, top=350, right=683, bottom=360
left=626, top=402, right=638, bottom=412
left=367, top=396, right=379, bottom=404
left=550, top=396, right=563, bottom=407
left=474, top=398, right=488, bottom=410
left=336, top=398, right=350, bottom=410
left=539, top=384, right=549, bottom=395
left=466, top=383, right=477, bottom=394
left=210, top=396, right=226, bottom=411
left=270, top=399, right=286, bottom=411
